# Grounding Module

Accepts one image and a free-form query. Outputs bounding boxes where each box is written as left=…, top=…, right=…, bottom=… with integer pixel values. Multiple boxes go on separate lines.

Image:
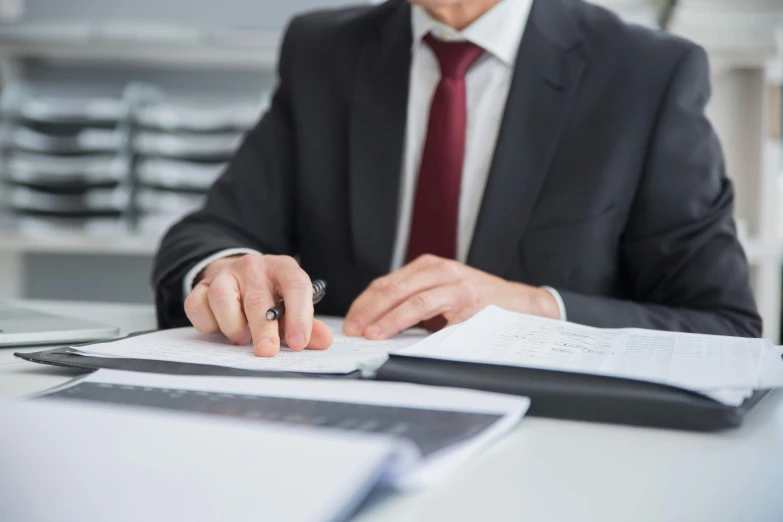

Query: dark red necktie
left=405, top=34, right=485, bottom=263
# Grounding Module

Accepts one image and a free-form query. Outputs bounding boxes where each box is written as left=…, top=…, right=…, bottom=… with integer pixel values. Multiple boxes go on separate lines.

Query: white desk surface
left=2, top=300, right=782, bottom=522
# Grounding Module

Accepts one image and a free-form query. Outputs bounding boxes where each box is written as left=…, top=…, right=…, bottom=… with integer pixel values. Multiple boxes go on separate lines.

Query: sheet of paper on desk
left=397, top=306, right=783, bottom=405
left=758, top=343, right=783, bottom=387
left=36, top=369, right=530, bottom=489
left=0, top=398, right=416, bottom=522
left=640, top=342, right=783, bottom=406
left=73, top=317, right=427, bottom=375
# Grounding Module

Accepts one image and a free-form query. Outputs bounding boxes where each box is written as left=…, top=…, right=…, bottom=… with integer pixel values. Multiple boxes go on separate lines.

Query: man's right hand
left=184, top=254, right=334, bottom=357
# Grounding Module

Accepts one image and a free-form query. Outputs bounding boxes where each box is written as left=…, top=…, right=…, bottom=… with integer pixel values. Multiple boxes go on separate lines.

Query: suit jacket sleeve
left=152, top=23, right=301, bottom=329
left=558, top=45, right=762, bottom=338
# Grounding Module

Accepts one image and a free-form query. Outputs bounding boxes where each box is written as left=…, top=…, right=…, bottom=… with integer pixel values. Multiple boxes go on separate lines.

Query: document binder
left=135, top=188, right=205, bottom=214
left=16, top=332, right=362, bottom=379
left=16, top=334, right=769, bottom=432
left=134, top=100, right=262, bottom=132
left=11, top=215, right=127, bottom=235
left=16, top=96, right=125, bottom=125
left=10, top=126, right=125, bottom=154
left=3, top=151, right=129, bottom=187
left=133, top=131, right=243, bottom=160
left=0, top=88, right=125, bottom=124
left=375, top=354, right=769, bottom=432
left=136, top=158, right=225, bottom=191
left=15, top=347, right=362, bottom=379
left=8, top=185, right=130, bottom=213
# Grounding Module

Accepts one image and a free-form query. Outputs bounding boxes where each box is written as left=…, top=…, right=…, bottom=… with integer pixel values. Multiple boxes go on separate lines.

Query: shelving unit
left=0, top=24, right=280, bottom=70
left=0, top=20, right=279, bottom=304
left=0, top=231, right=160, bottom=255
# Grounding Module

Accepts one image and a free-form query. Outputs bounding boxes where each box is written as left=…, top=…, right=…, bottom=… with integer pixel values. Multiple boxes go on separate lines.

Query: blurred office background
left=0, top=0, right=781, bottom=339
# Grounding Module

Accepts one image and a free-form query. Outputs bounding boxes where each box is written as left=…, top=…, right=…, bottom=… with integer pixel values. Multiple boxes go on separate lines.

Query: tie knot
left=424, top=33, right=485, bottom=79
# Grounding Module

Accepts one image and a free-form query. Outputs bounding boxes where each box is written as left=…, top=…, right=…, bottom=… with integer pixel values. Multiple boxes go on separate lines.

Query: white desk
left=3, top=300, right=783, bottom=522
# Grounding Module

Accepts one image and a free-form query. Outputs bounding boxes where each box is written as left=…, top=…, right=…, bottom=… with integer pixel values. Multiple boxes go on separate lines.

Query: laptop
left=0, top=303, right=119, bottom=347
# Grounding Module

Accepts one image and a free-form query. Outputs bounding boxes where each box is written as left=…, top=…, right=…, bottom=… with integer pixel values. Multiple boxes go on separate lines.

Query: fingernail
left=255, top=338, right=275, bottom=356
left=288, top=332, right=305, bottom=348
left=344, top=321, right=360, bottom=336
left=366, top=325, right=382, bottom=339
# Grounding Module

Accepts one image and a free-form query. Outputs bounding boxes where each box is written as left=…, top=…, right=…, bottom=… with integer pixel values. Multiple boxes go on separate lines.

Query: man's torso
left=278, top=0, right=690, bottom=316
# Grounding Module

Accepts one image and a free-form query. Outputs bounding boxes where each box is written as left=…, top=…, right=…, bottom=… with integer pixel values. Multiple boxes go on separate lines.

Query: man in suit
left=153, top=0, right=761, bottom=357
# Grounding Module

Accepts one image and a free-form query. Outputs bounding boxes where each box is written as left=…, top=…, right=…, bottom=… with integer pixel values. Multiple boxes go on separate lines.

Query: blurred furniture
left=1, top=0, right=781, bottom=343
left=669, top=0, right=783, bottom=341
left=0, top=0, right=661, bottom=306
left=3, top=299, right=783, bottom=522
left=0, top=16, right=277, bottom=303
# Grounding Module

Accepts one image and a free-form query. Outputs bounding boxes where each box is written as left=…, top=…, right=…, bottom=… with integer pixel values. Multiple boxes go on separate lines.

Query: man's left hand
left=343, top=255, right=561, bottom=340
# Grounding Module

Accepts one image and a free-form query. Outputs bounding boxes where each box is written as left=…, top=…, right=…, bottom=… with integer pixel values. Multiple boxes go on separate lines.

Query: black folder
left=375, top=354, right=769, bottom=432
left=15, top=334, right=770, bottom=432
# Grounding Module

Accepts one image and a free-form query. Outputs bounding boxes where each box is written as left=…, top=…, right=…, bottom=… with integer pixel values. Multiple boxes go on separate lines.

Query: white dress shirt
left=184, top=0, right=566, bottom=320
left=392, top=0, right=531, bottom=268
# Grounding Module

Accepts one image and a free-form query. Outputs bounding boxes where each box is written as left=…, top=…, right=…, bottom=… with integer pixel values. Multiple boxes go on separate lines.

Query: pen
left=265, top=279, right=327, bottom=321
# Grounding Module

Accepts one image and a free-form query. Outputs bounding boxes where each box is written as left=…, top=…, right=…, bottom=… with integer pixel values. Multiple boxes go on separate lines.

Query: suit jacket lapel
left=468, top=0, right=587, bottom=276
left=349, top=1, right=412, bottom=285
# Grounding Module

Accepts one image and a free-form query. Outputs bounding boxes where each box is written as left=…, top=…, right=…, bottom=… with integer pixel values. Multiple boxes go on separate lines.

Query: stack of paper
left=397, top=306, right=783, bottom=407
left=35, top=369, right=530, bottom=489
left=0, top=399, right=417, bottom=522
left=72, top=317, right=427, bottom=375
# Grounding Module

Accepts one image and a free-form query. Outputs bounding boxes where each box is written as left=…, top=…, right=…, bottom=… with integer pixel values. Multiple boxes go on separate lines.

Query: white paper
left=398, top=306, right=782, bottom=404
left=74, top=317, right=427, bottom=375
left=701, top=343, right=783, bottom=405
left=39, top=369, right=530, bottom=489
left=0, top=399, right=416, bottom=522
left=699, top=388, right=755, bottom=407
left=758, top=344, right=783, bottom=388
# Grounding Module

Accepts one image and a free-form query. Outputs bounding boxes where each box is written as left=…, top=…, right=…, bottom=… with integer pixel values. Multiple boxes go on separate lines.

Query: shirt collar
left=410, top=0, right=533, bottom=66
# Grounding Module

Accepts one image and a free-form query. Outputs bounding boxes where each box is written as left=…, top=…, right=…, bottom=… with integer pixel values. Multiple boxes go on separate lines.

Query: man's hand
left=184, top=254, right=333, bottom=357
left=343, top=255, right=560, bottom=340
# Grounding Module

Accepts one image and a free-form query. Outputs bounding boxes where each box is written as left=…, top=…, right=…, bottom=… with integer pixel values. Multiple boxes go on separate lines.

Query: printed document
left=73, top=317, right=426, bottom=374
left=36, top=369, right=530, bottom=489
left=0, top=398, right=414, bottom=522
left=398, top=306, right=783, bottom=404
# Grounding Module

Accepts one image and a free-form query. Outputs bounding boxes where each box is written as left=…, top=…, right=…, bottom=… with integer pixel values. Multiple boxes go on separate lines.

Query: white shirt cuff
left=541, top=286, right=567, bottom=321
left=183, top=248, right=261, bottom=299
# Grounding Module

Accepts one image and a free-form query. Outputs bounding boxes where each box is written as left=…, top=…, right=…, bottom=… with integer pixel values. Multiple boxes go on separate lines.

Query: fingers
left=419, top=316, right=448, bottom=332
left=306, top=319, right=334, bottom=350
left=345, top=255, right=459, bottom=336
left=279, top=318, right=333, bottom=350
left=207, top=271, right=251, bottom=345
left=184, top=281, right=219, bottom=334
left=243, top=287, right=281, bottom=357
left=365, top=284, right=462, bottom=340
left=226, top=255, right=282, bottom=357
left=185, top=253, right=322, bottom=358
left=269, top=257, right=314, bottom=351
left=446, top=308, right=476, bottom=327
left=344, top=256, right=434, bottom=334
left=250, top=302, right=329, bottom=357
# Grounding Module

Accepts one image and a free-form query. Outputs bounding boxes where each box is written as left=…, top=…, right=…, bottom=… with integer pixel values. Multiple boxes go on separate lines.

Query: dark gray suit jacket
left=153, top=0, right=762, bottom=337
